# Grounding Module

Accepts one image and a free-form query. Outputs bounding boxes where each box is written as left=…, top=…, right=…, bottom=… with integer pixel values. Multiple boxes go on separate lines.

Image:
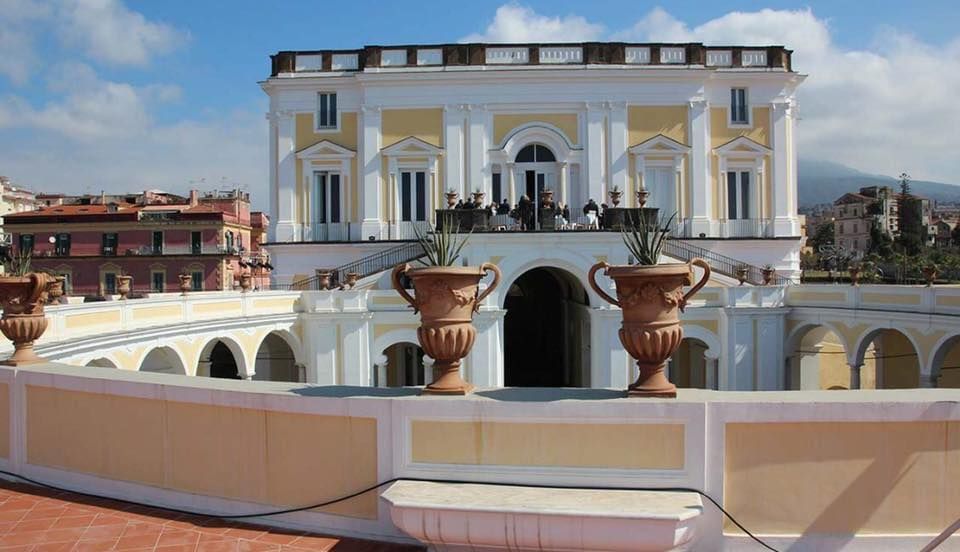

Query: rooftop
left=269, top=42, right=793, bottom=77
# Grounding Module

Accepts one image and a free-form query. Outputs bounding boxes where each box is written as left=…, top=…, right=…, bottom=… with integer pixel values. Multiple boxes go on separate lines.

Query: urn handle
left=391, top=264, right=419, bottom=313
left=474, top=262, right=502, bottom=312
left=588, top=261, right=620, bottom=307
left=681, top=258, right=712, bottom=312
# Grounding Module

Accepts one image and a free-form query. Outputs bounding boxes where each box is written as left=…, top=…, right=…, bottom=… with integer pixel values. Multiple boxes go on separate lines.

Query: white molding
left=296, top=139, right=356, bottom=159
left=381, top=136, right=444, bottom=157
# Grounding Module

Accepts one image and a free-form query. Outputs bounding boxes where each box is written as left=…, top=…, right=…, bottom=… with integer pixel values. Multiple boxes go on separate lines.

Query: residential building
left=4, top=189, right=270, bottom=295
left=0, top=176, right=38, bottom=265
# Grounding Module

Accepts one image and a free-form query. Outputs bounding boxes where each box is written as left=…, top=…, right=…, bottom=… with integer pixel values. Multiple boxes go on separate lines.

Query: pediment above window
left=381, top=136, right=444, bottom=157
left=296, top=140, right=356, bottom=159
left=628, top=134, right=691, bottom=156
left=713, top=136, right=771, bottom=157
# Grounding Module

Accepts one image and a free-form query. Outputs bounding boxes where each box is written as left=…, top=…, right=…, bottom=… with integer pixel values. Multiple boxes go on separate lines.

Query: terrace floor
left=0, top=481, right=422, bottom=552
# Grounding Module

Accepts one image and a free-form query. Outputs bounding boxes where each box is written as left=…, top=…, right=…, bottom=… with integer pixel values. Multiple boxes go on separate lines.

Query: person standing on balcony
left=498, top=198, right=510, bottom=215
left=583, top=199, right=599, bottom=216
left=519, top=195, right=533, bottom=231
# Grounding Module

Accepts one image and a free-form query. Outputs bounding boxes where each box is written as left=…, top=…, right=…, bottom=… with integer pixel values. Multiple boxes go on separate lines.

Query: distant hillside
left=798, top=159, right=960, bottom=207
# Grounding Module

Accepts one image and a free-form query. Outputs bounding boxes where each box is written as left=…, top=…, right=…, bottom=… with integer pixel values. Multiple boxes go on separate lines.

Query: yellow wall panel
left=493, top=114, right=579, bottom=145
left=628, top=106, right=688, bottom=146
left=381, top=109, right=443, bottom=147
left=295, top=112, right=358, bottom=151
left=65, top=310, right=121, bottom=330
left=132, top=305, right=182, bottom=322
left=192, top=301, right=242, bottom=317
left=710, top=107, right=770, bottom=148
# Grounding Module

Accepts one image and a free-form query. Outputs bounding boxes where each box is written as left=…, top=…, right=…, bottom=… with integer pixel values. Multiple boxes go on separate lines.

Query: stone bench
left=381, top=481, right=702, bottom=551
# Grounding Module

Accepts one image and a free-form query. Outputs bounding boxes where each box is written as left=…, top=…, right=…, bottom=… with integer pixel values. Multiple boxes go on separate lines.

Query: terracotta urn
left=317, top=270, right=332, bottom=290
left=540, top=189, right=554, bottom=207
left=472, top=191, right=485, bottom=206
left=588, top=259, right=710, bottom=398
left=761, top=267, right=775, bottom=286
left=239, top=272, right=252, bottom=292
left=923, top=265, right=938, bottom=287
left=848, top=265, right=861, bottom=286
left=445, top=191, right=459, bottom=208
left=344, top=271, right=360, bottom=289
left=637, top=188, right=650, bottom=208
left=735, top=266, right=749, bottom=286
left=178, top=273, right=192, bottom=295
left=48, top=276, right=66, bottom=303
left=609, top=188, right=622, bottom=207
left=117, top=275, right=133, bottom=299
left=392, top=263, right=501, bottom=395
left=0, top=272, right=56, bottom=365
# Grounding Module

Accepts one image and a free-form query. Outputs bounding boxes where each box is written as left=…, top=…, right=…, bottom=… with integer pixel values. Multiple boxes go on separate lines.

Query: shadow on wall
left=291, top=386, right=421, bottom=398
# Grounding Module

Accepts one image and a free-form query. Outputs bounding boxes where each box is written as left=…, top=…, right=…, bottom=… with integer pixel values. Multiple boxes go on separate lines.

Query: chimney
left=189, top=189, right=199, bottom=207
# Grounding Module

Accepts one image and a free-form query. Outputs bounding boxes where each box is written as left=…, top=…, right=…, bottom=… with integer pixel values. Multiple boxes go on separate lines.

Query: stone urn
left=391, top=263, right=501, bottom=395
left=471, top=191, right=485, bottom=206
left=609, top=188, right=623, bottom=207
left=923, top=264, right=938, bottom=287
left=637, top=188, right=650, bottom=208
left=317, top=270, right=332, bottom=290
left=117, top=275, right=133, bottom=299
left=178, top=273, right=192, bottom=294
left=445, top=191, right=459, bottom=208
left=48, top=276, right=66, bottom=303
left=239, top=272, right=252, bottom=292
left=0, top=272, right=56, bottom=366
left=848, top=265, right=861, bottom=286
left=588, top=259, right=711, bottom=398
left=540, top=189, right=554, bottom=207
left=735, top=266, right=749, bottom=286
left=761, top=267, right=776, bottom=286
left=344, top=271, right=359, bottom=289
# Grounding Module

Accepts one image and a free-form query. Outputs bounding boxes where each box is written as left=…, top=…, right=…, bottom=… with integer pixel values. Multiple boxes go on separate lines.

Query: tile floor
left=0, top=481, right=422, bottom=552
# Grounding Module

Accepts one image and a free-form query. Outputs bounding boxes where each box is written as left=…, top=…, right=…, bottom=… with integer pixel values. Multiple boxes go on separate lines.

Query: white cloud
left=55, top=0, right=188, bottom=66
left=0, top=0, right=52, bottom=85
left=462, top=4, right=603, bottom=43
left=461, top=4, right=960, bottom=183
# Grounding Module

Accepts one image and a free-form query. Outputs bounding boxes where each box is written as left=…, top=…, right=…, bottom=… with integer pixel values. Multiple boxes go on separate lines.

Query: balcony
left=719, top=218, right=771, bottom=238
left=306, top=222, right=349, bottom=242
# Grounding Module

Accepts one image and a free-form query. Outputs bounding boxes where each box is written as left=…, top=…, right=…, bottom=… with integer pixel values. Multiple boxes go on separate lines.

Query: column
left=467, top=105, right=489, bottom=199
left=267, top=112, right=278, bottom=242
left=585, top=102, right=605, bottom=204
left=444, top=105, right=466, bottom=200
left=506, top=162, right=516, bottom=207
left=849, top=363, right=862, bottom=390
left=274, top=111, right=298, bottom=242
left=770, top=100, right=797, bottom=236
left=469, top=308, right=506, bottom=388
left=688, top=99, right=712, bottom=237
left=374, top=355, right=388, bottom=388
left=360, top=106, right=383, bottom=240
left=422, top=355, right=435, bottom=387
left=608, top=101, right=629, bottom=198
left=919, top=373, right=938, bottom=388
left=387, top=157, right=398, bottom=238
left=340, top=315, right=373, bottom=386
left=589, top=309, right=631, bottom=389
left=704, top=352, right=719, bottom=390
left=559, top=162, right=569, bottom=207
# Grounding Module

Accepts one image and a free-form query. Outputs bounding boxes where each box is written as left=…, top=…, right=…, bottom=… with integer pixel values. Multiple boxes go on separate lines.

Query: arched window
left=515, top=144, right=556, bottom=163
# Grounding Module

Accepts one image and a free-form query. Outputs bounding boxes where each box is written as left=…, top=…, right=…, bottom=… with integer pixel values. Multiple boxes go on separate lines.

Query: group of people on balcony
left=445, top=194, right=612, bottom=231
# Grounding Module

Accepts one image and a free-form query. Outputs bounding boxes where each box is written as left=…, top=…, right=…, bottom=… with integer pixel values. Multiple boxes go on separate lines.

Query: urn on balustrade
left=392, top=263, right=501, bottom=395
left=0, top=273, right=56, bottom=365
left=178, top=273, right=193, bottom=295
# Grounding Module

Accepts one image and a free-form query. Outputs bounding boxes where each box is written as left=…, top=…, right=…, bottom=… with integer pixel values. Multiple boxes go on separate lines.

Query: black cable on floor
left=0, top=469, right=778, bottom=552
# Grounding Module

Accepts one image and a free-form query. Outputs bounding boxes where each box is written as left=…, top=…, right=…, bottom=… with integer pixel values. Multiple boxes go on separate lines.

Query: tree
left=808, top=220, right=834, bottom=251
left=896, top=173, right=924, bottom=256
left=868, top=218, right=894, bottom=258
left=951, top=223, right=960, bottom=247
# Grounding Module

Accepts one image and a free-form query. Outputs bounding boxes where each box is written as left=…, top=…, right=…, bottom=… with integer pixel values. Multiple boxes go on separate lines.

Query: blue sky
left=1, top=0, right=959, bottom=209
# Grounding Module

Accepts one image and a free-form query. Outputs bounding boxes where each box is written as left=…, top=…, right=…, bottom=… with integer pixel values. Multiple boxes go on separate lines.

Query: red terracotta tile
left=254, top=532, right=303, bottom=546
left=237, top=540, right=280, bottom=552
left=33, top=541, right=75, bottom=552
left=80, top=524, right=127, bottom=541
left=21, top=508, right=67, bottom=521
left=114, top=533, right=161, bottom=550
left=222, top=528, right=267, bottom=541
left=51, top=516, right=96, bottom=530
left=120, top=522, right=162, bottom=538
left=87, top=515, right=127, bottom=528
left=11, top=518, right=58, bottom=533
left=157, top=529, right=201, bottom=547
left=197, top=541, right=239, bottom=552
left=70, top=539, right=119, bottom=552
left=0, top=512, right=29, bottom=524
left=156, top=545, right=199, bottom=552
left=287, top=536, right=339, bottom=551
left=40, top=528, right=88, bottom=544
left=198, top=533, right=232, bottom=543
left=0, top=544, right=37, bottom=552
left=0, top=521, right=17, bottom=535
left=0, top=529, right=52, bottom=546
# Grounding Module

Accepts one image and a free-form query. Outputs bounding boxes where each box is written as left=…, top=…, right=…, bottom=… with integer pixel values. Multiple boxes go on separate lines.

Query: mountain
left=798, top=159, right=960, bottom=207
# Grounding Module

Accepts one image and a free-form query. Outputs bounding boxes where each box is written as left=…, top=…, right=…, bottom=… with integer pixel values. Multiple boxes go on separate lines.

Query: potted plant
left=588, top=212, right=710, bottom=398
left=445, top=188, right=459, bottom=208
left=735, top=265, right=749, bottom=286
left=923, top=263, right=938, bottom=287
left=178, top=273, right=193, bottom=295
left=0, top=250, right=56, bottom=365
left=609, top=185, right=623, bottom=207
left=391, top=216, right=501, bottom=395
left=116, top=271, right=133, bottom=299
left=761, top=265, right=776, bottom=286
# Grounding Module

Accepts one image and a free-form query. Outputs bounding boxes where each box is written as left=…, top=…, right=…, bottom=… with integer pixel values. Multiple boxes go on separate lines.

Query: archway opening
left=198, top=340, right=241, bottom=379
left=254, top=333, right=300, bottom=382
left=514, top=143, right=558, bottom=228
left=86, top=358, right=117, bottom=369
left=787, top=326, right=856, bottom=390
left=376, top=342, right=426, bottom=387
left=859, top=329, right=919, bottom=389
left=504, top=266, right=590, bottom=387
left=139, top=347, right=186, bottom=375
left=669, top=338, right=715, bottom=389
left=931, top=335, right=960, bottom=388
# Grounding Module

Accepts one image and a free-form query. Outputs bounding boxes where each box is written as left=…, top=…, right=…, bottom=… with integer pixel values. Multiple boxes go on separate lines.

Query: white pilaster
left=506, top=162, right=516, bottom=207
left=585, top=103, right=606, bottom=204
left=274, top=111, right=298, bottom=242
left=267, top=112, right=279, bottom=242
left=444, top=105, right=466, bottom=200
left=688, top=99, right=712, bottom=236
left=590, top=308, right=631, bottom=389
left=559, top=162, right=569, bottom=207
left=704, top=352, right=719, bottom=390
left=360, top=106, right=383, bottom=240
left=849, top=363, right=862, bottom=390
left=307, top=319, right=338, bottom=384
left=771, top=100, right=798, bottom=236
left=469, top=309, right=506, bottom=388
left=467, top=105, right=488, bottom=199
left=608, top=101, right=629, bottom=199
left=340, top=315, right=372, bottom=386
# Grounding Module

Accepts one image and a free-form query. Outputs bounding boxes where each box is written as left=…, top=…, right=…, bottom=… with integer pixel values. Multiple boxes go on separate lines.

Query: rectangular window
left=102, top=233, right=118, bottom=256
left=152, top=231, right=163, bottom=254
left=726, top=171, right=751, bottom=220
left=151, top=271, right=165, bottom=293
left=54, top=233, right=71, bottom=256
left=104, top=273, right=117, bottom=295
left=313, top=172, right=341, bottom=224
left=415, top=171, right=426, bottom=221
left=492, top=173, right=502, bottom=204
left=316, top=92, right=338, bottom=129
left=18, top=234, right=33, bottom=253
left=400, top=171, right=427, bottom=222
left=191, top=271, right=203, bottom=291
left=730, top=88, right=748, bottom=125
left=191, top=232, right=202, bottom=255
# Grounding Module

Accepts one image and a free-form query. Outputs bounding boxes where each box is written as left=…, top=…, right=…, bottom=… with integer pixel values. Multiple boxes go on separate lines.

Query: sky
left=1, top=0, right=959, bottom=211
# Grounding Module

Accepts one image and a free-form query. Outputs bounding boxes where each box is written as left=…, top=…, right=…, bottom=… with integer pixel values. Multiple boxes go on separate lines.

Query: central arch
left=503, top=266, right=590, bottom=387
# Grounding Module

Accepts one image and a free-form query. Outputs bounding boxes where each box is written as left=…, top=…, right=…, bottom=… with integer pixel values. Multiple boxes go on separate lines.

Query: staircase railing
left=664, top=239, right=792, bottom=286
left=280, top=241, right=425, bottom=290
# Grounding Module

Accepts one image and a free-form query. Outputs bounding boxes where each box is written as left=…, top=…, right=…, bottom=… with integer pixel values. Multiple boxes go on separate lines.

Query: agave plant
left=412, top=213, right=471, bottom=267
left=621, top=210, right=677, bottom=266
left=5, top=249, right=32, bottom=277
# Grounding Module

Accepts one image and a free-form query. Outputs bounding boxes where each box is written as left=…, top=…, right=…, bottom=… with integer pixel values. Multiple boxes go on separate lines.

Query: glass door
left=644, top=167, right=678, bottom=228
left=400, top=171, right=427, bottom=222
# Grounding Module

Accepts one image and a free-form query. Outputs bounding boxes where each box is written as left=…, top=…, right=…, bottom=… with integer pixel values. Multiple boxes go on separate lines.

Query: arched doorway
left=198, top=339, right=242, bottom=379
left=139, top=347, right=186, bottom=375
left=504, top=267, right=590, bottom=387
left=930, top=334, right=960, bottom=388
left=514, top=144, right=557, bottom=211
left=254, top=332, right=300, bottom=382
left=86, top=358, right=117, bottom=369
left=856, top=329, right=920, bottom=389
left=375, top=342, right=426, bottom=387
left=669, top=338, right=715, bottom=389
left=787, top=325, right=858, bottom=390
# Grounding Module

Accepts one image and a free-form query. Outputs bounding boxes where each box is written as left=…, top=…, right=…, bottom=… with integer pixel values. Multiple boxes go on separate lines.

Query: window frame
left=314, top=92, right=340, bottom=133
left=399, top=169, right=428, bottom=223
left=151, top=231, right=164, bottom=255
left=725, top=169, right=755, bottom=220
left=18, top=234, right=33, bottom=254
left=102, top=233, right=119, bottom=256
left=151, top=270, right=165, bottom=293
left=728, top=87, right=751, bottom=127
left=104, top=272, right=117, bottom=295
left=191, top=270, right=204, bottom=291
left=312, top=170, right=343, bottom=225
left=54, top=233, right=71, bottom=256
